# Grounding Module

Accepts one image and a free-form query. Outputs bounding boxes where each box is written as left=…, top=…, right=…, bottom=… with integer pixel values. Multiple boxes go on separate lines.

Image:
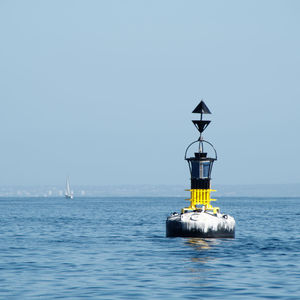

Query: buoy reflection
left=186, top=238, right=221, bottom=251
left=184, top=238, right=221, bottom=272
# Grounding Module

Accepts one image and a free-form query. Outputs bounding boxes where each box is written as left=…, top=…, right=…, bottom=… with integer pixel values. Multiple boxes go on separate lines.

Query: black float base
left=166, top=211, right=235, bottom=238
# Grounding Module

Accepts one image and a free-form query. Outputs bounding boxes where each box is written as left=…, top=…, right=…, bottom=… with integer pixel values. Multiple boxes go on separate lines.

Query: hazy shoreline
left=0, top=184, right=299, bottom=198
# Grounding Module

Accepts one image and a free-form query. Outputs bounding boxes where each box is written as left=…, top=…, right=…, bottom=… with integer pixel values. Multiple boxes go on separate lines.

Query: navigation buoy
left=166, top=100, right=235, bottom=238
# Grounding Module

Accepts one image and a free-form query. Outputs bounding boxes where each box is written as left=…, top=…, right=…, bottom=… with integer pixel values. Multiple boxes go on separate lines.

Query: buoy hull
left=166, top=212, right=235, bottom=238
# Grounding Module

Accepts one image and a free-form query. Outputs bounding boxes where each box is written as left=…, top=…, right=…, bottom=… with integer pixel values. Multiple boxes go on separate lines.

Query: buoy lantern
left=166, top=101, right=235, bottom=238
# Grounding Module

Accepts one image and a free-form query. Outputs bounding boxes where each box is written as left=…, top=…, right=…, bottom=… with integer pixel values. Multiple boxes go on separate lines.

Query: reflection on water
left=186, top=238, right=221, bottom=251
left=184, top=239, right=221, bottom=276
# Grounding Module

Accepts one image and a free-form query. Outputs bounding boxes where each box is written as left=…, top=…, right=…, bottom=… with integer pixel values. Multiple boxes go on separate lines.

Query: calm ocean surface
left=0, top=196, right=299, bottom=299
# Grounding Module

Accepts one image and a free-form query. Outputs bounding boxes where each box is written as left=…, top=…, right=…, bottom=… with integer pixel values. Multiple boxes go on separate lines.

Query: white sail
left=65, top=177, right=74, bottom=199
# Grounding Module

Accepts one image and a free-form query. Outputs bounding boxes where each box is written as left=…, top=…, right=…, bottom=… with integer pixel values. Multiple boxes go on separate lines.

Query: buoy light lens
left=191, top=161, right=212, bottom=178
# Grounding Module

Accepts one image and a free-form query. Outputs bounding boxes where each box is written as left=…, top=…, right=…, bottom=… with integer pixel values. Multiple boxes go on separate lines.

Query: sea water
left=0, top=196, right=299, bottom=299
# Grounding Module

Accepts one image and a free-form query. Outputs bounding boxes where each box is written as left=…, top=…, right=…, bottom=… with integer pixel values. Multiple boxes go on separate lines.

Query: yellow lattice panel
left=183, top=188, right=218, bottom=213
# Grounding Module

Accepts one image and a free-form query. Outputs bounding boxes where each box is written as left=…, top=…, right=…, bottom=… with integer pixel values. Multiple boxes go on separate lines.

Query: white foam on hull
left=166, top=211, right=235, bottom=238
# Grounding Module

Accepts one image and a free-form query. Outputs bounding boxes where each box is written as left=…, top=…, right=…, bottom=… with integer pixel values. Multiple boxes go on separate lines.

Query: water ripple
left=0, top=197, right=299, bottom=299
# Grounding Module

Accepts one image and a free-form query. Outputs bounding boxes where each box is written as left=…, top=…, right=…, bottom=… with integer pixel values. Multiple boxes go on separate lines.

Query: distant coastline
left=0, top=184, right=299, bottom=198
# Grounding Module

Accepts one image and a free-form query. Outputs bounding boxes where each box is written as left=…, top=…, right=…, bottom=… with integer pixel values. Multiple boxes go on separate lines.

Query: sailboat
left=65, top=177, right=74, bottom=199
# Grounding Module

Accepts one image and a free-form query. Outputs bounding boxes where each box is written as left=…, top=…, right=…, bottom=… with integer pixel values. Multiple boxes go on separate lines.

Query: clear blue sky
left=0, top=0, right=299, bottom=186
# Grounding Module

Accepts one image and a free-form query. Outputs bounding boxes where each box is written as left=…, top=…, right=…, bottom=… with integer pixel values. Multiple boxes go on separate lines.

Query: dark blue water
left=0, top=196, right=299, bottom=299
